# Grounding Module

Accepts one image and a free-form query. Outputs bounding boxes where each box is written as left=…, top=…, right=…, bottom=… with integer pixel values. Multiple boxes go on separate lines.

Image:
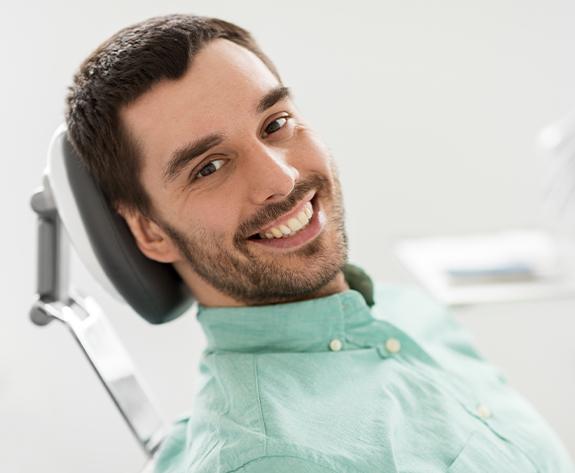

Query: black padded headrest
left=62, top=134, right=194, bottom=324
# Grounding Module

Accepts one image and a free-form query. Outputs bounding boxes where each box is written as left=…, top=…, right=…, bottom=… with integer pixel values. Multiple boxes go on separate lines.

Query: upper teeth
left=259, top=202, right=313, bottom=239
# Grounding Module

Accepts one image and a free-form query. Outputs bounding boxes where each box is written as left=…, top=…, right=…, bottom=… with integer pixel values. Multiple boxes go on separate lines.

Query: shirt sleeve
left=230, top=456, right=339, bottom=473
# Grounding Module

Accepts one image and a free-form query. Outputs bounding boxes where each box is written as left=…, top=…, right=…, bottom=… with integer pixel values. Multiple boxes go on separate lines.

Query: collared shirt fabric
left=154, top=264, right=574, bottom=473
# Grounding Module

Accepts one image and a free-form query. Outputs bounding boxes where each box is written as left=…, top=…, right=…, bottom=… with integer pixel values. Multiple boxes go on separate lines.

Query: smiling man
left=116, top=36, right=348, bottom=307
left=66, top=14, right=574, bottom=473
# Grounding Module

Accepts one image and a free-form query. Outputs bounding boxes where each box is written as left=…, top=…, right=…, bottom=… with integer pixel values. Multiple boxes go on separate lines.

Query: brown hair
left=66, top=14, right=281, bottom=219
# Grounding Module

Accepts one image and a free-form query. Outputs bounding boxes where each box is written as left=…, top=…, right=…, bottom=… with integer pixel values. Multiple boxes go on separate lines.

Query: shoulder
left=153, top=352, right=266, bottom=473
left=153, top=352, right=354, bottom=473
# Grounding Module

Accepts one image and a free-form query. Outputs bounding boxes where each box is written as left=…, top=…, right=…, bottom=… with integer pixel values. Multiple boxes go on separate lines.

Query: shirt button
left=329, top=338, right=343, bottom=352
left=476, top=404, right=492, bottom=419
left=385, top=338, right=401, bottom=354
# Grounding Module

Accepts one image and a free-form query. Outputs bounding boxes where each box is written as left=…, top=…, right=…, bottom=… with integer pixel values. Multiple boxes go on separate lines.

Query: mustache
left=237, top=173, right=328, bottom=240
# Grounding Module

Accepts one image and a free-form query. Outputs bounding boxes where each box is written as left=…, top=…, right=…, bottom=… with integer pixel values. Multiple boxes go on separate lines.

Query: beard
left=157, top=160, right=349, bottom=306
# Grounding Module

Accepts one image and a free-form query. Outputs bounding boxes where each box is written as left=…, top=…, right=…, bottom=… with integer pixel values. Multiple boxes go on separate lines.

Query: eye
left=193, top=158, right=226, bottom=181
left=262, top=115, right=291, bottom=138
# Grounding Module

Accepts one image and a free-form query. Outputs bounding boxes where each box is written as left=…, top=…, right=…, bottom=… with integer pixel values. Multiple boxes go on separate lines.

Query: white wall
left=2, top=1, right=575, bottom=471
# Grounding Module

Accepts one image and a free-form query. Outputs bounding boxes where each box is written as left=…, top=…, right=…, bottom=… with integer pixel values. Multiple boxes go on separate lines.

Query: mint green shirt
left=154, top=264, right=574, bottom=472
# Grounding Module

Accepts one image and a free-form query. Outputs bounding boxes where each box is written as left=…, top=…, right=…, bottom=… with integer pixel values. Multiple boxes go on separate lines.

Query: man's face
left=121, top=39, right=348, bottom=306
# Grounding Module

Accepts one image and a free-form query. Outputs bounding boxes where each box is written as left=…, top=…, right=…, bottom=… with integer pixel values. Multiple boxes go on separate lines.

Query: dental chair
left=29, top=124, right=196, bottom=472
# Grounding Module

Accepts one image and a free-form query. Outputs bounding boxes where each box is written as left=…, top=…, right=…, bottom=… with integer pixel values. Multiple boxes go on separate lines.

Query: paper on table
left=394, top=229, right=575, bottom=306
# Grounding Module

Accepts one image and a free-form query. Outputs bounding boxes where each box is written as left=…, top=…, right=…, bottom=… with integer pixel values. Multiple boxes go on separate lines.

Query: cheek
left=192, top=201, right=240, bottom=238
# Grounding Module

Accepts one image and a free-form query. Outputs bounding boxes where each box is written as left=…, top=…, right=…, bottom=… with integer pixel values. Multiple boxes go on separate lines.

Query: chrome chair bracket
left=29, top=182, right=167, bottom=457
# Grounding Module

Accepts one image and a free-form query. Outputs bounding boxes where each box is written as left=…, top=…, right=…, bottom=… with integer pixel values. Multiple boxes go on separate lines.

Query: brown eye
left=193, top=158, right=225, bottom=180
left=263, top=116, right=289, bottom=137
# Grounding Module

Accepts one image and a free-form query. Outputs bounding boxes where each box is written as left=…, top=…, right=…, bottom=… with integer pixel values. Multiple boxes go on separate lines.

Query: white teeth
left=296, top=211, right=308, bottom=225
left=270, top=228, right=283, bottom=238
left=287, top=217, right=304, bottom=232
left=257, top=200, right=315, bottom=239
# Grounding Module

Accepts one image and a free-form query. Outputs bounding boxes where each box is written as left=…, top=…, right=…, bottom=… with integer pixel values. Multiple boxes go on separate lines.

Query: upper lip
left=252, top=190, right=315, bottom=236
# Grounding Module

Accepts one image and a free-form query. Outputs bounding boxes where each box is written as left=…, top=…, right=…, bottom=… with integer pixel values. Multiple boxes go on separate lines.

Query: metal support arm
left=29, top=182, right=167, bottom=457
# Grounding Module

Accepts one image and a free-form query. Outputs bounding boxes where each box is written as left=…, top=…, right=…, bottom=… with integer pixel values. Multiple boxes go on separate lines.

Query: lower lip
left=248, top=197, right=326, bottom=251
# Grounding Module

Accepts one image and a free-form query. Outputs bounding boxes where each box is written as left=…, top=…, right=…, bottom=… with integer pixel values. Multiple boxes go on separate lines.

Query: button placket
left=476, top=403, right=492, bottom=420
left=329, top=297, right=350, bottom=353
left=329, top=338, right=343, bottom=352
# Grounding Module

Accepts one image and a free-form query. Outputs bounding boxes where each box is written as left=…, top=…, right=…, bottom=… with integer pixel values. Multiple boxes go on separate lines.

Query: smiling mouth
left=247, top=193, right=317, bottom=241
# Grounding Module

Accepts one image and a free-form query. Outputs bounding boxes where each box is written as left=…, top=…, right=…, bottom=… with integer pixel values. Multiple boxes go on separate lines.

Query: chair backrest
left=44, top=124, right=195, bottom=324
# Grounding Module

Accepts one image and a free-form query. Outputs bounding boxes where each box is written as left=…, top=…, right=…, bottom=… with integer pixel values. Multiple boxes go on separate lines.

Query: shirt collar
left=197, top=263, right=377, bottom=353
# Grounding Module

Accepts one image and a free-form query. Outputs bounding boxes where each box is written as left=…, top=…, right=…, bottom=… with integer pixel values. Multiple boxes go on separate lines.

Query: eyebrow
left=257, top=85, right=290, bottom=113
left=162, top=133, right=224, bottom=185
left=162, top=85, right=291, bottom=186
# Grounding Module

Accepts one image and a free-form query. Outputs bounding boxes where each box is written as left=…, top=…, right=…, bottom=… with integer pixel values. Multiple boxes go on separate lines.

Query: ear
left=115, top=205, right=180, bottom=264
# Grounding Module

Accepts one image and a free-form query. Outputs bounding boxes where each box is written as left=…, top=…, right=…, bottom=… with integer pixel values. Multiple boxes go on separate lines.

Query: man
left=66, top=14, right=574, bottom=473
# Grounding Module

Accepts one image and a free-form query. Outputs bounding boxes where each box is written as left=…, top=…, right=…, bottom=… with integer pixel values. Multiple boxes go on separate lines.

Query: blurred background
left=1, top=0, right=574, bottom=471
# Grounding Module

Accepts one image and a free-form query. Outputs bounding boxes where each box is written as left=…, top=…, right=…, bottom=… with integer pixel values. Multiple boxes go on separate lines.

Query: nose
left=243, top=141, right=300, bottom=205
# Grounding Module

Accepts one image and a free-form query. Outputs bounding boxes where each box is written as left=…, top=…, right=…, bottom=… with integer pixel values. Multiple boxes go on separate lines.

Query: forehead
left=120, top=38, right=280, bottom=166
